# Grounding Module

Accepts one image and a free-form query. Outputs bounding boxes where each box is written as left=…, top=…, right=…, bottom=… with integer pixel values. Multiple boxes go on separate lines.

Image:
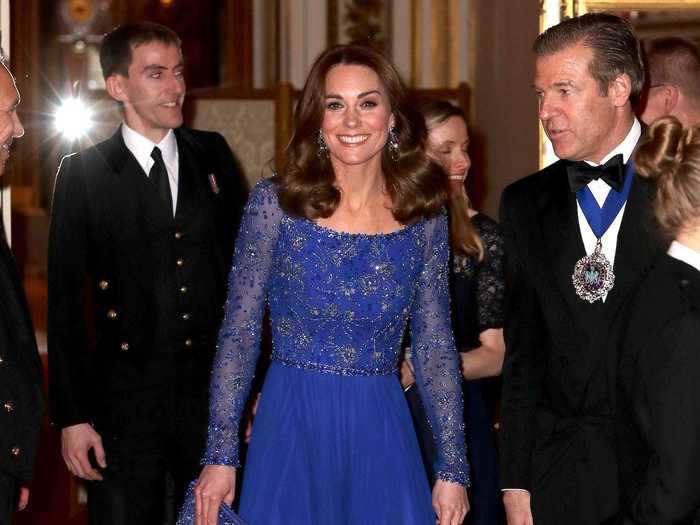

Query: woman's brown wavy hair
left=419, top=99, right=484, bottom=260
left=275, top=44, right=448, bottom=223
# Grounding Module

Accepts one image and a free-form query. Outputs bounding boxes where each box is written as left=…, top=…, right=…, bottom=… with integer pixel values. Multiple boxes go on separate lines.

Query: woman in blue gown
left=179, top=45, right=470, bottom=525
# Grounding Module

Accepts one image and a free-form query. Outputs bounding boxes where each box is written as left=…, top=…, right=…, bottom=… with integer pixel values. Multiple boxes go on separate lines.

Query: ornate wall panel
left=190, top=99, right=276, bottom=187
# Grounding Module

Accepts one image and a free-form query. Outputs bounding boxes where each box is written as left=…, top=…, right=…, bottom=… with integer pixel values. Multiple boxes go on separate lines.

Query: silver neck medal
left=571, top=238, right=614, bottom=303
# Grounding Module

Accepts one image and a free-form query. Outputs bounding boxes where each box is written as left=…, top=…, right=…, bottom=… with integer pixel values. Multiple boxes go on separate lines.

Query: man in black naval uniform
left=0, top=59, right=43, bottom=524
left=48, top=22, right=247, bottom=524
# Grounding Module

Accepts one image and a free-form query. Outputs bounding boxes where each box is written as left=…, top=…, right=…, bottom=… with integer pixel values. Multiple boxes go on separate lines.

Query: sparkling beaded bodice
left=203, top=179, right=469, bottom=485
left=268, top=218, right=421, bottom=375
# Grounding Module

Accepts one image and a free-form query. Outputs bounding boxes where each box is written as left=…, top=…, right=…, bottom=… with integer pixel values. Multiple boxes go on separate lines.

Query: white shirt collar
left=585, top=118, right=641, bottom=167
left=121, top=122, right=178, bottom=174
left=668, top=240, right=700, bottom=272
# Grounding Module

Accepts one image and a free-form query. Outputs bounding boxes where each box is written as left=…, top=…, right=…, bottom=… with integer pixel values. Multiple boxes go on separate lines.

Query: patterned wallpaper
left=190, top=99, right=277, bottom=188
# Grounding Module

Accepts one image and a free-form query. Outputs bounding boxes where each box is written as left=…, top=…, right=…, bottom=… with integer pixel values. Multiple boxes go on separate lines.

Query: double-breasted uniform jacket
left=499, top=159, right=663, bottom=525
left=0, top=226, right=43, bottom=483
left=617, top=253, right=700, bottom=525
left=47, top=127, right=247, bottom=432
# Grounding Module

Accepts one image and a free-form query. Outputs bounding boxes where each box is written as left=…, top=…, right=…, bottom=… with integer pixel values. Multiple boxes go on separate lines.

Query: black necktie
left=149, top=146, right=173, bottom=217
left=566, top=153, right=625, bottom=193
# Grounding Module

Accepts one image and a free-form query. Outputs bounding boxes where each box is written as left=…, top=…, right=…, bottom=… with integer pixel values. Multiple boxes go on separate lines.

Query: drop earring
left=388, top=126, right=400, bottom=162
left=317, top=130, right=329, bottom=160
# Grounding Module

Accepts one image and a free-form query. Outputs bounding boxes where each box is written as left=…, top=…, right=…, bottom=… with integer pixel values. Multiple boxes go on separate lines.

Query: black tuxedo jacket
left=0, top=226, right=43, bottom=482
left=499, top=159, right=663, bottom=525
left=617, top=254, right=700, bottom=525
left=48, top=127, right=247, bottom=430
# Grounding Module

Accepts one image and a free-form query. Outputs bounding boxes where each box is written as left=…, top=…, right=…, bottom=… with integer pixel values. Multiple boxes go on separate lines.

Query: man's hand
left=432, top=479, right=469, bottom=525
left=61, top=423, right=107, bottom=481
left=17, top=486, right=29, bottom=511
left=503, top=490, right=534, bottom=525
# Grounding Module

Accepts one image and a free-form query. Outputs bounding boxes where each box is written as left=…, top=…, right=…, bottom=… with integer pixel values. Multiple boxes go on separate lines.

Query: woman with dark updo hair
left=178, top=44, right=470, bottom=525
left=616, top=116, right=700, bottom=524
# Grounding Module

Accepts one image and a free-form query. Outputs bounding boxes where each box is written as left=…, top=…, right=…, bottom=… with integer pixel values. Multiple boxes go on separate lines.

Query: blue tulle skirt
left=238, top=362, right=435, bottom=524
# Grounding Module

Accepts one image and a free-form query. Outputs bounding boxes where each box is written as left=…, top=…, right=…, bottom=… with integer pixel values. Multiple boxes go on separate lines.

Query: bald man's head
left=641, top=38, right=700, bottom=127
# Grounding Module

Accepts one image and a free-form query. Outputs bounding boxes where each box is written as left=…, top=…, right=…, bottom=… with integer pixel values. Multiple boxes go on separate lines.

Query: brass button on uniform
left=174, top=231, right=182, bottom=240
left=98, top=280, right=110, bottom=291
left=181, top=313, right=190, bottom=321
left=3, top=401, right=14, bottom=413
left=176, top=258, right=184, bottom=267
left=107, top=309, right=118, bottom=320
left=120, top=342, right=130, bottom=352
left=184, top=338, right=193, bottom=348
left=179, top=286, right=188, bottom=294
left=10, top=446, right=20, bottom=457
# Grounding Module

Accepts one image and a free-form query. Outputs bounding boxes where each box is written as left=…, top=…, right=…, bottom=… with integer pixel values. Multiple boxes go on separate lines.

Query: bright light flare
left=55, top=98, right=93, bottom=140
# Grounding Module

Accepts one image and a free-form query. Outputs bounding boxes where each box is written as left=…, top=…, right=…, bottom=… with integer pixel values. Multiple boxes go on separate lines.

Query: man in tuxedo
left=499, top=13, right=663, bottom=525
left=640, top=38, right=700, bottom=127
left=48, top=22, right=246, bottom=524
left=0, top=59, right=43, bottom=523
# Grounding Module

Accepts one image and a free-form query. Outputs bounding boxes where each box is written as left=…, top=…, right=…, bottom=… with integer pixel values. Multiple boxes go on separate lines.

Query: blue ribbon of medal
left=575, top=162, right=634, bottom=238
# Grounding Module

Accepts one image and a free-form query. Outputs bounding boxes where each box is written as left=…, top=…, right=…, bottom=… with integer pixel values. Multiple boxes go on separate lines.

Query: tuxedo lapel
left=605, top=174, right=657, bottom=310
left=99, top=128, right=155, bottom=293
left=536, top=162, right=596, bottom=331
left=173, top=129, right=203, bottom=223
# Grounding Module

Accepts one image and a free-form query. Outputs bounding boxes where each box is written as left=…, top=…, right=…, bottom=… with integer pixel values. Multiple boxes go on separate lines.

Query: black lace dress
left=451, top=214, right=505, bottom=352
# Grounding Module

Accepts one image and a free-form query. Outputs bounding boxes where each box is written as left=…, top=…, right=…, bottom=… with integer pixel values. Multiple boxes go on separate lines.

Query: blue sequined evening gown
left=178, top=179, right=469, bottom=524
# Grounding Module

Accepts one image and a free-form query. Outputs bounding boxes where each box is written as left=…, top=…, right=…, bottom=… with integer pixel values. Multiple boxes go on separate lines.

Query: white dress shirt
left=576, top=118, right=642, bottom=302
left=121, top=123, right=179, bottom=216
left=668, top=240, right=700, bottom=272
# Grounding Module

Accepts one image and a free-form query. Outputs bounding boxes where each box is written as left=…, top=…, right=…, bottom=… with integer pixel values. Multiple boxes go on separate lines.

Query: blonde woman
left=617, top=116, right=700, bottom=524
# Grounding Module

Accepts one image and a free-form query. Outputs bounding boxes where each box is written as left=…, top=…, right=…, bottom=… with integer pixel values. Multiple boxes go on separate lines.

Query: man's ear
left=105, top=74, right=128, bottom=103
left=664, top=84, right=680, bottom=113
left=609, top=73, right=633, bottom=107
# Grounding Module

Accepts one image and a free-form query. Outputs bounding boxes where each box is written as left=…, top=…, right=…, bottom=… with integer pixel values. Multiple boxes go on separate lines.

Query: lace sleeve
left=201, top=179, right=283, bottom=467
left=475, top=216, right=506, bottom=332
left=410, top=213, right=470, bottom=486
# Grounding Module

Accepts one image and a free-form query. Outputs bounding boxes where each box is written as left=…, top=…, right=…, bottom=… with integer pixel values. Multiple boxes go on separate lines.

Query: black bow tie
left=566, top=153, right=625, bottom=193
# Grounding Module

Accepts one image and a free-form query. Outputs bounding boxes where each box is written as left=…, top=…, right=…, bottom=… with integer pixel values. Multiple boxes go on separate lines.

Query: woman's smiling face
left=321, top=64, right=394, bottom=169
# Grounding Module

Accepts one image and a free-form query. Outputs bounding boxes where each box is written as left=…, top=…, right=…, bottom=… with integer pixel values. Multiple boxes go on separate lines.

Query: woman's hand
left=194, top=465, right=236, bottom=525
left=432, top=479, right=469, bottom=525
